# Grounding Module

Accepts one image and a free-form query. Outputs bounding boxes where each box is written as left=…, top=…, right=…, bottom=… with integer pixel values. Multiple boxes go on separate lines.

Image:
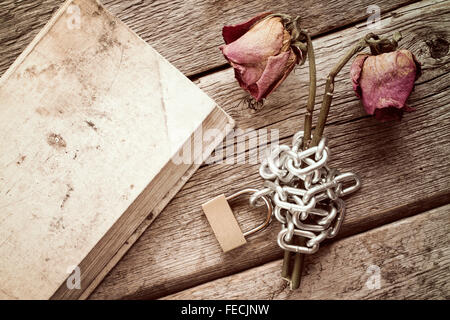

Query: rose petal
left=248, top=50, right=294, bottom=101
left=220, top=17, right=285, bottom=66
left=374, top=107, right=404, bottom=121
left=222, top=12, right=271, bottom=44
left=359, top=50, right=418, bottom=116
left=220, top=14, right=301, bottom=101
left=228, top=60, right=265, bottom=89
left=350, top=54, right=369, bottom=98
left=374, top=102, right=416, bottom=122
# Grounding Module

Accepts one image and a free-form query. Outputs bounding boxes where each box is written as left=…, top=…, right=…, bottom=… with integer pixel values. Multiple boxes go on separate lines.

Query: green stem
left=311, top=33, right=379, bottom=146
left=290, top=237, right=306, bottom=289
left=301, top=31, right=317, bottom=149
left=288, top=32, right=392, bottom=289
left=281, top=250, right=292, bottom=280
left=280, top=32, right=401, bottom=290
left=281, top=30, right=316, bottom=287
left=286, top=30, right=317, bottom=290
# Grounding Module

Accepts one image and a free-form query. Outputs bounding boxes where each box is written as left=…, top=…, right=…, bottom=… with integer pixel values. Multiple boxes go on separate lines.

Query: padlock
left=201, top=188, right=272, bottom=252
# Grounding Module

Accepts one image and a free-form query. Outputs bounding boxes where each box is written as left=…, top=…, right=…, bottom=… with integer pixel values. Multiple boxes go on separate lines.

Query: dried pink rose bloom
left=220, top=13, right=302, bottom=101
left=350, top=49, right=421, bottom=121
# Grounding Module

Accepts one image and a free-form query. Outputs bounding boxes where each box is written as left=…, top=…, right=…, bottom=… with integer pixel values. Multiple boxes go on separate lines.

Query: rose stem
left=290, top=237, right=306, bottom=289
left=281, top=250, right=291, bottom=279
left=311, top=34, right=375, bottom=146
left=301, top=31, right=317, bottom=148
left=291, top=31, right=317, bottom=289
left=311, top=38, right=367, bottom=145
left=290, top=33, right=379, bottom=289
left=281, top=30, right=317, bottom=287
left=289, top=32, right=398, bottom=289
left=313, top=31, right=402, bottom=144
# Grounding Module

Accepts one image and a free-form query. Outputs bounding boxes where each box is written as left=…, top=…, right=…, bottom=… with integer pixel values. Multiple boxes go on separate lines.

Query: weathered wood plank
left=92, top=92, right=450, bottom=300
left=193, top=0, right=450, bottom=140
left=165, top=204, right=450, bottom=300
left=89, top=0, right=450, bottom=300
left=0, top=0, right=233, bottom=299
left=0, top=0, right=419, bottom=77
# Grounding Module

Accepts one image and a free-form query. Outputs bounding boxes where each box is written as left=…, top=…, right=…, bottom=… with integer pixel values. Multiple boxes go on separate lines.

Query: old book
left=0, top=0, right=233, bottom=299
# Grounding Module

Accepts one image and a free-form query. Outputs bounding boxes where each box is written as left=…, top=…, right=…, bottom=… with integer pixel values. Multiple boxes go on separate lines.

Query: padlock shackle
left=225, top=188, right=273, bottom=237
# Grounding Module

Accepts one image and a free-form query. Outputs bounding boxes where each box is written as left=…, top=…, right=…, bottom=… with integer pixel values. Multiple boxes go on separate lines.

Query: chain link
left=251, top=131, right=361, bottom=254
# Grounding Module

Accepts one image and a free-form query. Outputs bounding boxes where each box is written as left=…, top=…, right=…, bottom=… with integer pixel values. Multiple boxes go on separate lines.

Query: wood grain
left=90, top=0, right=450, bottom=300
left=0, top=0, right=232, bottom=299
left=165, top=204, right=450, bottom=299
left=193, top=0, right=450, bottom=142
left=0, top=0, right=418, bottom=78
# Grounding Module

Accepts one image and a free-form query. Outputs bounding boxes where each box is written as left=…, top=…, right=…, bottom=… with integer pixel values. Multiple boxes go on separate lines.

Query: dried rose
left=350, top=49, right=421, bottom=121
left=220, top=13, right=303, bottom=102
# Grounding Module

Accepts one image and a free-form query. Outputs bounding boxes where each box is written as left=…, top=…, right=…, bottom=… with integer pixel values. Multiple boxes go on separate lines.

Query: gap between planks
left=0, top=0, right=420, bottom=78
left=91, top=92, right=450, bottom=299
left=0, top=0, right=444, bottom=300
left=89, top=0, right=450, bottom=299
left=163, top=203, right=450, bottom=300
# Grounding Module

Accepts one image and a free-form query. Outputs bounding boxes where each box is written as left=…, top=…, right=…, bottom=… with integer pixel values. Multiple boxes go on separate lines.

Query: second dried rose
left=350, top=49, right=421, bottom=121
left=220, top=13, right=302, bottom=102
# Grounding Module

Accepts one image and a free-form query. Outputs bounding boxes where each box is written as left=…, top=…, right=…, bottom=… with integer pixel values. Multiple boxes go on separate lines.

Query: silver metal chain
left=250, top=131, right=361, bottom=254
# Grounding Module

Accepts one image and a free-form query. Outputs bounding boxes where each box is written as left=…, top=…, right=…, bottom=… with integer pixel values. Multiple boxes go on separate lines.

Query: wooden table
left=1, top=0, right=449, bottom=299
